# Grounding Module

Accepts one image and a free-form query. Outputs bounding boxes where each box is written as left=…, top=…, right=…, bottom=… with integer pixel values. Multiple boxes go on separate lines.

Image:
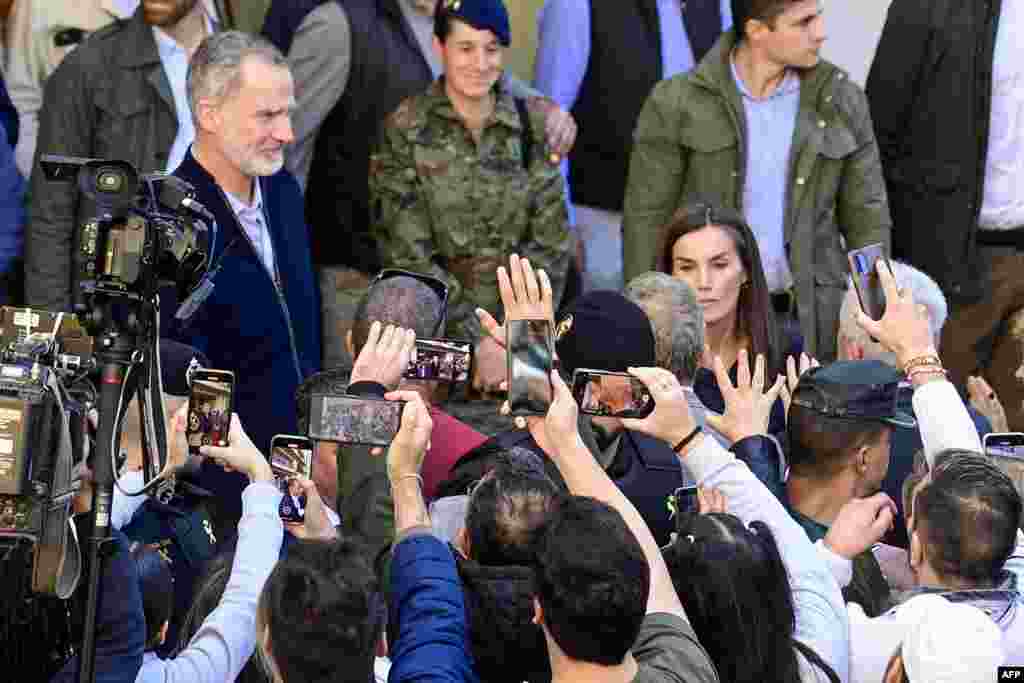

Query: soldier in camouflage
left=369, top=0, right=572, bottom=348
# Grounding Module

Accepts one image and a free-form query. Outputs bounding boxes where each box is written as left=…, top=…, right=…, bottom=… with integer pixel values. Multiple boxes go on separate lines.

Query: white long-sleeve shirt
left=135, top=481, right=283, bottom=683
left=683, top=436, right=850, bottom=682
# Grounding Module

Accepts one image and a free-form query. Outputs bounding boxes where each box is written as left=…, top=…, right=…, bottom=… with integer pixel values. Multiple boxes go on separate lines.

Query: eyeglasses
left=371, top=268, right=449, bottom=336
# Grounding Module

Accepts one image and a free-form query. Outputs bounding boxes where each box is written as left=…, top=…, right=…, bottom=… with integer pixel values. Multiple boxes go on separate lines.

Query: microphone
left=155, top=175, right=216, bottom=222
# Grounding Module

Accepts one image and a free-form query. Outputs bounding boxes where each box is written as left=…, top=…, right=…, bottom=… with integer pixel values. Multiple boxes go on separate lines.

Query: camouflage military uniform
left=370, top=79, right=572, bottom=341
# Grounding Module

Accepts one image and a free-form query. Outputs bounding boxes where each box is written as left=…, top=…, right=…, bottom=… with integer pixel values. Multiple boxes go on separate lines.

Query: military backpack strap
left=514, top=98, right=533, bottom=171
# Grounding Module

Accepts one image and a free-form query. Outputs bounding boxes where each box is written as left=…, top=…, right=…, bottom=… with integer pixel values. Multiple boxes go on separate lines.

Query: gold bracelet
left=902, top=355, right=942, bottom=374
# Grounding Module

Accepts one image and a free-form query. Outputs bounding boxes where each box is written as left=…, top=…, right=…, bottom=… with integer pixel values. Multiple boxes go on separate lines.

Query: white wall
left=819, top=0, right=895, bottom=87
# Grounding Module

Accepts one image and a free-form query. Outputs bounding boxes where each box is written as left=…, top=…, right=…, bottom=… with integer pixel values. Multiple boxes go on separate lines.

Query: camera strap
left=31, top=371, right=81, bottom=599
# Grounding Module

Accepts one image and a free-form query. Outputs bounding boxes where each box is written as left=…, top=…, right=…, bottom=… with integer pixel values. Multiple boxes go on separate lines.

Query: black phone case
left=506, top=320, right=554, bottom=416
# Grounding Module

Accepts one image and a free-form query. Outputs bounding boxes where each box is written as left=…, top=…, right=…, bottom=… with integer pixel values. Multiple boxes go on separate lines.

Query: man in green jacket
left=622, top=0, right=890, bottom=360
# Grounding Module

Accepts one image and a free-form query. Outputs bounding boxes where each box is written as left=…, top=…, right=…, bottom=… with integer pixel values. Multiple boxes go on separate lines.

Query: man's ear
left=455, top=526, right=471, bottom=558
left=909, top=528, right=924, bottom=574
left=345, top=330, right=355, bottom=358
left=194, top=98, right=221, bottom=135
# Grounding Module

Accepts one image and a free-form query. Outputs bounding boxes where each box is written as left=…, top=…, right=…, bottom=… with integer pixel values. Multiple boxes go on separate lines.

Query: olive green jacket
left=622, top=30, right=891, bottom=359
left=370, top=80, right=571, bottom=340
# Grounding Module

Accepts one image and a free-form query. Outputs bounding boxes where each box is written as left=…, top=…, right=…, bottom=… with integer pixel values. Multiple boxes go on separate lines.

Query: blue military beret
left=440, top=0, right=511, bottom=46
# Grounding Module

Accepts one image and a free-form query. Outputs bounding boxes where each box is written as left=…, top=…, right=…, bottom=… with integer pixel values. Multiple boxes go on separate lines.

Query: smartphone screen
left=572, top=369, right=654, bottom=419
left=847, top=243, right=888, bottom=321
left=308, top=394, right=404, bottom=447
left=405, top=338, right=472, bottom=383
left=984, top=433, right=1024, bottom=502
left=187, top=370, right=234, bottom=454
left=270, top=435, right=314, bottom=524
left=984, top=432, right=1024, bottom=459
left=506, top=319, right=554, bottom=416
left=673, top=485, right=699, bottom=517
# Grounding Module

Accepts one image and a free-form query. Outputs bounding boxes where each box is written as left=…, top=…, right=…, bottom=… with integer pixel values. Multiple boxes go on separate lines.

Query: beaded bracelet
left=391, top=473, right=424, bottom=489
left=907, top=366, right=947, bottom=383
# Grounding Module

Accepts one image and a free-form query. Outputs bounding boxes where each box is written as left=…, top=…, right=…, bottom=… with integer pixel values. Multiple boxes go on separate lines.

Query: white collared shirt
left=224, top=180, right=276, bottom=278
left=980, top=0, right=1024, bottom=230
left=153, top=10, right=216, bottom=173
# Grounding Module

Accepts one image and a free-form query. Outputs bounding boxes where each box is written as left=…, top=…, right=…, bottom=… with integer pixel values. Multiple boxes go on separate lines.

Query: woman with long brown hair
left=658, top=200, right=799, bottom=433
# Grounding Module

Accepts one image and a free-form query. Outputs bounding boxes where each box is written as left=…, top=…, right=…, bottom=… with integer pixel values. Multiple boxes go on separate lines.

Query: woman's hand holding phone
left=199, top=414, right=273, bottom=483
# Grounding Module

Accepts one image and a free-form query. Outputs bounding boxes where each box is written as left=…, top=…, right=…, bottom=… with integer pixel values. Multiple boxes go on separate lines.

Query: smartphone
left=984, top=433, right=1024, bottom=501
left=673, top=485, right=700, bottom=518
left=307, top=394, right=405, bottom=447
left=187, top=369, right=234, bottom=454
left=506, top=319, right=554, bottom=416
left=847, top=243, right=888, bottom=321
left=571, top=368, right=655, bottom=419
left=405, top=338, right=473, bottom=383
left=983, top=432, right=1024, bottom=459
left=270, top=435, right=314, bottom=524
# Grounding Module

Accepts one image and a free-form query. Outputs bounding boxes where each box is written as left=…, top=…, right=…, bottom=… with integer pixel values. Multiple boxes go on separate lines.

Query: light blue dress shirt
left=534, top=0, right=733, bottom=213
left=154, top=11, right=216, bottom=174
left=731, top=60, right=800, bottom=294
left=224, top=180, right=276, bottom=279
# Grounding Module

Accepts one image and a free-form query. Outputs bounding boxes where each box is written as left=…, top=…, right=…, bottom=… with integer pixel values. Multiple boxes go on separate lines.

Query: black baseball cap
left=790, top=360, right=916, bottom=429
left=554, top=290, right=656, bottom=377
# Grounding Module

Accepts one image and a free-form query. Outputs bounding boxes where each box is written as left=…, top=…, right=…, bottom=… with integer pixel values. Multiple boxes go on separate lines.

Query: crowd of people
left=0, top=0, right=1021, bottom=680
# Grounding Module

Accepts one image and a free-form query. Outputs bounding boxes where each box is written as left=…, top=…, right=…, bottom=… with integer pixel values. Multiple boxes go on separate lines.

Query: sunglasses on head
left=371, top=268, right=449, bottom=336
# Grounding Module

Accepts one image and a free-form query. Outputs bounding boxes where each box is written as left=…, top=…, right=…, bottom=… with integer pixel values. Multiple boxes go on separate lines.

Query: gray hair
left=624, top=272, right=704, bottom=384
left=187, top=30, right=287, bottom=121
left=351, top=275, right=445, bottom=354
left=839, top=260, right=948, bottom=359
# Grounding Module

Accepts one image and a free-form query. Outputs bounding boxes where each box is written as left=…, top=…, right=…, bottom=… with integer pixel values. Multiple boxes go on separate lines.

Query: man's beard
left=224, top=137, right=284, bottom=178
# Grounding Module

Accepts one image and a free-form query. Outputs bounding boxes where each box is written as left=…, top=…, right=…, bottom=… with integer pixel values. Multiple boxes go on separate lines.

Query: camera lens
left=95, top=170, right=125, bottom=194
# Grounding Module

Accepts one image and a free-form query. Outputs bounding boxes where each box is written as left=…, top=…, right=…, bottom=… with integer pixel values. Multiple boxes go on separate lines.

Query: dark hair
left=177, top=550, right=269, bottom=683
left=466, top=459, right=560, bottom=566
left=436, top=438, right=568, bottom=500
left=658, top=200, right=782, bottom=378
left=786, top=404, right=889, bottom=478
left=258, top=539, right=380, bottom=683
left=663, top=513, right=837, bottom=683
left=351, top=274, right=444, bottom=356
left=533, top=496, right=649, bottom=666
left=913, top=450, right=1022, bottom=586
left=132, top=545, right=174, bottom=651
left=731, top=0, right=799, bottom=41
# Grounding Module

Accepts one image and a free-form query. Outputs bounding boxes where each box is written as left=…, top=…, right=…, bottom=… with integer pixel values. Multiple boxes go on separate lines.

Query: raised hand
left=620, top=367, right=699, bottom=451
left=349, top=321, right=416, bottom=390
left=854, top=260, right=936, bottom=369
left=705, top=350, right=785, bottom=443
left=823, top=493, right=898, bottom=560
left=779, top=353, right=821, bottom=421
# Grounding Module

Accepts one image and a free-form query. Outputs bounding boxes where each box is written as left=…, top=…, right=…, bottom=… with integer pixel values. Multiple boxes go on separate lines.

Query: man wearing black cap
left=492, top=290, right=690, bottom=546
left=782, top=359, right=913, bottom=616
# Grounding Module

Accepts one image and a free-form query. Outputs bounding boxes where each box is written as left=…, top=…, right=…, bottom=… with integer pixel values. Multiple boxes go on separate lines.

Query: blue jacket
left=169, top=150, right=321, bottom=522
left=0, top=74, right=24, bottom=283
left=389, top=533, right=479, bottom=683
left=50, top=529, right=145, bottom=683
